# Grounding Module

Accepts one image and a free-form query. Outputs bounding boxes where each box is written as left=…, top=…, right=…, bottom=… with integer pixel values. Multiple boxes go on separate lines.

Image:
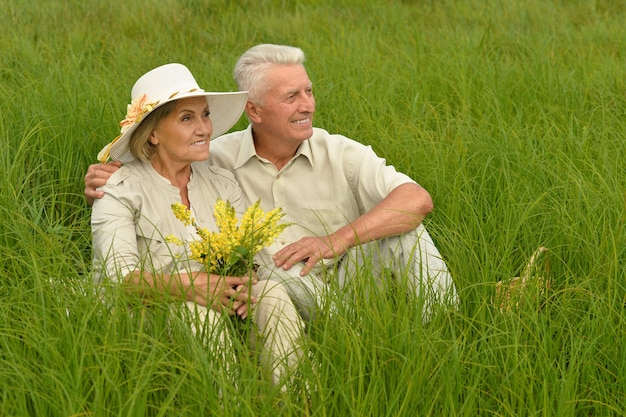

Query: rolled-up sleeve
left=91, top=190, right=139, bottom=283
left=349, top=144, right=416, bottom=214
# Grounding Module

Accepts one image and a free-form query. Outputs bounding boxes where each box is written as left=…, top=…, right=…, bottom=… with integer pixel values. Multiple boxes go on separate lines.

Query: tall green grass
left=1, top=0, right=625, bottom=415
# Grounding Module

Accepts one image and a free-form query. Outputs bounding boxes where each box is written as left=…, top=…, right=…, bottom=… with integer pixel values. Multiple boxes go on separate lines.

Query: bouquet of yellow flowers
left=167, top=199, right=290, bottom=277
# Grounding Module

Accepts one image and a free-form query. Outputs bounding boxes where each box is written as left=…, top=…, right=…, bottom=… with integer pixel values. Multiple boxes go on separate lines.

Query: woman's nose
left=198, top=118, right=213, bottom=136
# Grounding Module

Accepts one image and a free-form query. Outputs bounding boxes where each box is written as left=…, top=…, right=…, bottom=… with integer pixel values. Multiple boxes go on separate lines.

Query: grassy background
left=1, top=0, right=626, bottom=415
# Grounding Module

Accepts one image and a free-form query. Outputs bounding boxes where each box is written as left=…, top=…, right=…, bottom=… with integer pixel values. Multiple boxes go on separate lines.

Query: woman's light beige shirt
left=91, top=159, right=245, bottom=282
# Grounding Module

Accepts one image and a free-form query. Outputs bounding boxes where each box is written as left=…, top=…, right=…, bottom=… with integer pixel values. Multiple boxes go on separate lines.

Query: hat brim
left=98, top=90, right=248, bottom=163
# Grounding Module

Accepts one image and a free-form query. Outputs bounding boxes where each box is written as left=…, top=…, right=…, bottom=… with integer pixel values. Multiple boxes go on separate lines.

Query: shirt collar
left=233, top=124, right=314, bottom=169
left=233, top=125, right=258, bottom=169
left=296, top=137, right=314, bottom=166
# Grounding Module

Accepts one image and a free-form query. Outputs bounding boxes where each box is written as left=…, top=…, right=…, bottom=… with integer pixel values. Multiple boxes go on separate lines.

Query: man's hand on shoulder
left=84, top=161, right=122, bottom=205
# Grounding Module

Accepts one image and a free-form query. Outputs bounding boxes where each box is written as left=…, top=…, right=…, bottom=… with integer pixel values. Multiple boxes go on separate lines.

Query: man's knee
left=256, top=265, right=323, bottom=322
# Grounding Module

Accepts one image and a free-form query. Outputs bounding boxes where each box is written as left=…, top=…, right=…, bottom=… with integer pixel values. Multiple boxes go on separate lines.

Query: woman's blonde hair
left=128, top=101, right=177, bottom=161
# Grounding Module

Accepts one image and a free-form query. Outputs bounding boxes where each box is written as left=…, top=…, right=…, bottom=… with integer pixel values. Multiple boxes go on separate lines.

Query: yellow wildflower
left=171, top=202, right=194, bottom=226
left=169, top=199, right=290, bottom=277
left=164, top=235, right=183, bottom=246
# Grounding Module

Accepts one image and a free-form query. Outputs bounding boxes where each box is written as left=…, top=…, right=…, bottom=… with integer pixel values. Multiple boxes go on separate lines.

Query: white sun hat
left=97, top=63, right=248, bottom=163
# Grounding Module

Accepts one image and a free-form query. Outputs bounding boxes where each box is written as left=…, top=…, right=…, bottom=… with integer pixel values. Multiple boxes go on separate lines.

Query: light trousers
left=182, top=278, right=303, bottom=386
left=257, top=224, right=458, bottom=322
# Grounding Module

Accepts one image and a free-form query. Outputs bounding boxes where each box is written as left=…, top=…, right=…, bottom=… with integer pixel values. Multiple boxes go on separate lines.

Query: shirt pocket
left=135, top=216, right=187, bottom=274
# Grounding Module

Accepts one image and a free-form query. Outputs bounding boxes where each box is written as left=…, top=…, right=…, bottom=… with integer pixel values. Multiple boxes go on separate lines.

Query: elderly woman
left=91, top=63, right=302, bottom=387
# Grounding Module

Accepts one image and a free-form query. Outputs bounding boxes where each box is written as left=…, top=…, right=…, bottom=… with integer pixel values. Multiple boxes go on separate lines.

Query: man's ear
left=246, top=99, right=262, bottom=123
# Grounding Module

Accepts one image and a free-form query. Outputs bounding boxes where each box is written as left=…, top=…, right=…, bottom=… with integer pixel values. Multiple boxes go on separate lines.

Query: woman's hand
left=125, top=270, right=258, bottom=319
left=191, top=272, right=258, bottom=318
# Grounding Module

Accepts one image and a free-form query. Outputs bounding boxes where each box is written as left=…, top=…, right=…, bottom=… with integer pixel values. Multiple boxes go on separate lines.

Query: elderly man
left=86, top=44, right=457, bottom=321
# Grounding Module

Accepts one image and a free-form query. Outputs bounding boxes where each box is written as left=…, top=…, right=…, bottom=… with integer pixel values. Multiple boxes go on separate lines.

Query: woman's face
left=149, top=96, right=212, bottom=167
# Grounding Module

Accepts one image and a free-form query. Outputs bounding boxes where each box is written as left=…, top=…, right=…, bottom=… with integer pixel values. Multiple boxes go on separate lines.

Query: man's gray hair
left=233, top=44, right=306, bottom=104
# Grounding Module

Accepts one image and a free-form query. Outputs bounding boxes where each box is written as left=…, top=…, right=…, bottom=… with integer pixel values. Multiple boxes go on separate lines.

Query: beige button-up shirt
left=209, top=125, right=416, bottom=268
left=91, top=159, right=245, bottom=282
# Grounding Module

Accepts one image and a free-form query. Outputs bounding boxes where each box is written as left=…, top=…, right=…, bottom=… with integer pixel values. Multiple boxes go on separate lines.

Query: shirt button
left=275, top=175, right=280, bottom=179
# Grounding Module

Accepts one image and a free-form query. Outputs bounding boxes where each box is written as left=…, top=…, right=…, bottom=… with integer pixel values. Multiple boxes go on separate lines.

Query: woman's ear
left=246, top=99, right=262, bottom=123
left=148, top=130, right=159, bottom=146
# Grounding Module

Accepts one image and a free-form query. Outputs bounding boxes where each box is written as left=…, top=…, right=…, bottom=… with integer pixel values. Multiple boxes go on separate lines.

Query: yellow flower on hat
left=119, top=94, right=159, bottom=133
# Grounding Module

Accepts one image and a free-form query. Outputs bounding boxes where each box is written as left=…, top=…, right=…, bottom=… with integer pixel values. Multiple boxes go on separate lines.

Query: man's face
left=254, top=64, right=315, bottom=145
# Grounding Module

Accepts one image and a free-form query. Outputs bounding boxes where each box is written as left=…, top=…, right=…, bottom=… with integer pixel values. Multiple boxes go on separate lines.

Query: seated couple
left=88, top=44, right=458, bottom=388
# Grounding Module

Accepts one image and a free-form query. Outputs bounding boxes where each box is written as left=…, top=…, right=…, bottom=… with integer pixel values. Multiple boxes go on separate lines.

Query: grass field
left=1, top=0, right=626, bottom=415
